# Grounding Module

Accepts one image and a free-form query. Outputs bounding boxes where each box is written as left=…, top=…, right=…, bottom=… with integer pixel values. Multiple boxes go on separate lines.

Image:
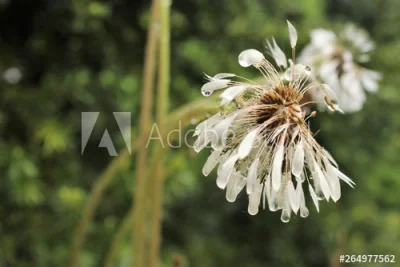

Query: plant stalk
left=69, top=148, right=131, bottom=267
left=104, top=101, right=219, bottom=267
left=132, top=0, right=160, bottom=266
left=147, top=0, right=171, bottom=266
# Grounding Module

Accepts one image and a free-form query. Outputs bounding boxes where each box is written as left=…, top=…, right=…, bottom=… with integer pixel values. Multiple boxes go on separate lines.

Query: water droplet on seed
left=238, top=49, right=264, bottom=67
left=280, top=209, right=291, bottom=223
left=202, top=90, right=212, bottom=97
left=238, top=56, right=251, bottom=67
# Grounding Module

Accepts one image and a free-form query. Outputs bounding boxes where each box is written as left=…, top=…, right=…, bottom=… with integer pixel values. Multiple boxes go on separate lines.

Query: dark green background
left=0, top=0, right=399, bottom=266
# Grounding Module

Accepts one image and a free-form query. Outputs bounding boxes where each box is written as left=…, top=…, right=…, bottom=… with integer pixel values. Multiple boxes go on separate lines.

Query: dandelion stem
left=69, top=148, right=132, bottom=267
left=70, top=95, right=217, bottom=267
left=104, top=207, right=135, bottom=267
left=147, top=0, right=171, bottom=265
left=103, top=100, right=219, bottom=267
left=132, top=0, right=160, bottom=266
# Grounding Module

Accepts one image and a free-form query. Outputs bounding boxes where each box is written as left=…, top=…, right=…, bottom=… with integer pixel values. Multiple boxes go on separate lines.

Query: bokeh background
left=1, top=0, right=399, bottom=266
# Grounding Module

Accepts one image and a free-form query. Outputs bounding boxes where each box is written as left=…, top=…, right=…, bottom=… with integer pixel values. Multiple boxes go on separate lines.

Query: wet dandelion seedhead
left=194, top=21, right=355, bottom=223
left=256, top=85, right=303, bottom=124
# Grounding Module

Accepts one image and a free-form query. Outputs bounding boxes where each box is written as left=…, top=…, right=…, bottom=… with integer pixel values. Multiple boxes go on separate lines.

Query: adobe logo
left=81, top=112, right=131, bottom=156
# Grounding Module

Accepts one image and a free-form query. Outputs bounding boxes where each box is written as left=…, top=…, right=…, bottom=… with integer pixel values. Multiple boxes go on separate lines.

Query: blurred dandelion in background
left=2, top=67, right=22, bottom=84
left=194, top=21, right=355, bottom=223
left=299, top=24, right=382, bottom=112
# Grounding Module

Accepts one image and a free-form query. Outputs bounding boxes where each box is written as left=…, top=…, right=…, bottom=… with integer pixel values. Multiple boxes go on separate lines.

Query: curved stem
left=103, top=99, right=219, bottom=267
left=69, top=149, right=131, bottom=267
left=104, top=207, right=135, bottom=267
left=70, top=94, right=217, bottom=267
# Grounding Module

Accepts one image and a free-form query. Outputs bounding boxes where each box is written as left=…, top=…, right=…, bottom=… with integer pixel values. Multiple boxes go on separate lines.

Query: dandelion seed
left=287, top=20, right=298, bottom=49
left=220, top=86, right=246, bottom=106
left=266, top=38, right=287, bottom=68
left=238, top=49, right=265, bottom=67
left=194, top=21, right=354, bottom=222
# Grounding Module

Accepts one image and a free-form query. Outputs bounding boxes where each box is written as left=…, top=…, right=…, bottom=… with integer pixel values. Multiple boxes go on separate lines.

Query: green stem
left=132, top=0, right=160, bottom=267
left=147, top=0, right=171, bottom=266
left=104, top=207, right=135, bottom=267
left=69, top=96, right=218, bottom=267
left=103, top=99, right=219, bottom=267
left=69, top=149, right=131, bottom=267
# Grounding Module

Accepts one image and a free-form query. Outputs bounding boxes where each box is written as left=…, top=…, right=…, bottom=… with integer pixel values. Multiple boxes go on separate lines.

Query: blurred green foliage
left=0, top=0, right=399, bottom=266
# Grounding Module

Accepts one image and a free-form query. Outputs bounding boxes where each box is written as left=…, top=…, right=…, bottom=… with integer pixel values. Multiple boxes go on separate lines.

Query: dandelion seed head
left=194, top=21, right=354, bottom=222
left=299, top=23, right=381, bottom=112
